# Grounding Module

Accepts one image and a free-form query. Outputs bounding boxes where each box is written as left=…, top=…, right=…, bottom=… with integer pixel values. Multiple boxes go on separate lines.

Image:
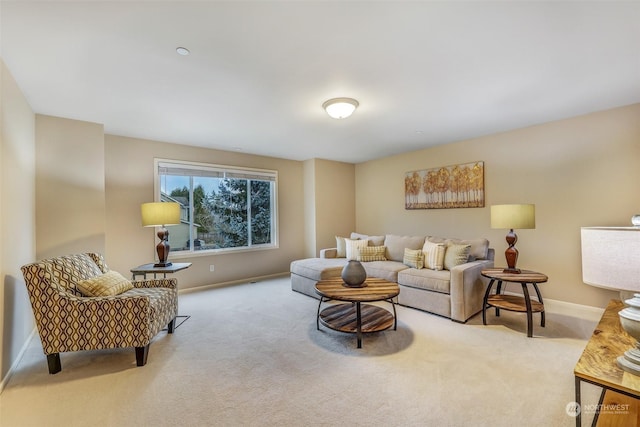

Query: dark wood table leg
left=356, top=302, right=362, bottom=348
left=316, top=296, right=325, bottom=330
left=522, top=282, right=533, bottom=337
left=495, top=280, right=503, bottom=316
left=389, top=299, right=397, bottom=330
left=532, top=283, right=545, bottom=327
left=482, top=279, right=495, bottom=325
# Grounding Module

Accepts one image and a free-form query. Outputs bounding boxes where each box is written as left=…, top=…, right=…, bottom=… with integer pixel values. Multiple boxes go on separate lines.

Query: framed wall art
left=405, top=161, right=484, bottom=209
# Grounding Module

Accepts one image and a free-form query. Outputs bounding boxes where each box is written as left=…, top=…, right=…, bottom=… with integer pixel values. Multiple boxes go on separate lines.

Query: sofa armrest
left=320, top=248, right=338, bottom=259
left=449, top=259, right=494, bottom=322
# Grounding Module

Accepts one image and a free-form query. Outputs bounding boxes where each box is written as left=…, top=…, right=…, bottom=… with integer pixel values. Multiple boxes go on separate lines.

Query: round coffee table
left=315, top=277, right=399, bottom=348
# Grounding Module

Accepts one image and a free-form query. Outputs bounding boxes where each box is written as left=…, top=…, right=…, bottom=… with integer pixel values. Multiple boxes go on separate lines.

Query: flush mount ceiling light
left=322, top=97, right=359, bottom=119
left=176, top=47, right=190, bottom=56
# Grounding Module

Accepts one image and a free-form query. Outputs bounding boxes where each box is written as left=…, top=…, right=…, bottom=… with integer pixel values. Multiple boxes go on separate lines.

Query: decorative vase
left=632, top=215, right=640, bottom=227
left=341, top=260, right=367, bottom=287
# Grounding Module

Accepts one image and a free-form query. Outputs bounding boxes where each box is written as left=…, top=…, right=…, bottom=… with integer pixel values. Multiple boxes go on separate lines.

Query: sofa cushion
left=345, top=238, right=369, bottom=260
left=403, top=248, right=424, bottom=269
left=428, top=237, right=489, bottom=261
left=362, top=260, right=409, bottom=283
left=384, top=234, right=426, bottom=262
left=357, top=246, right=387, bottom=262
left=398, top=268, right=451, bottom=294
left=350, top=232, right=385, bottom=246
left=76, top=270, right=134, bottom=297
left=290, top=258, right=347, bottom=281
left=422, top=241, right=445, bottom=270
left=444, top=243, right=471, bottom=270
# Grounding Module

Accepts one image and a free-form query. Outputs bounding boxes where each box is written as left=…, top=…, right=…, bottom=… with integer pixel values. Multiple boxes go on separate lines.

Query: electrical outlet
left=209, top=265, right=215, bottom=272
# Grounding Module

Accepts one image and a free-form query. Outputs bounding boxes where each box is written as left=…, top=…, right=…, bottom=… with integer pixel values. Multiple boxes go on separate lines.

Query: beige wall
left=104, top=135, right=305, bottom=290
left=0, top=60, right=36, bottom=383
left=35, top=115, right=105, bottom=259
left=301, top=159, right=355, bottom=257
left=355, top=103, right=640, bottom=308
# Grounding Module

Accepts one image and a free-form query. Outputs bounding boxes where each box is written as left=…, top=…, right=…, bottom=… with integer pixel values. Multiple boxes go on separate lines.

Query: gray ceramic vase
left=341, top=260, right=367, bottom=287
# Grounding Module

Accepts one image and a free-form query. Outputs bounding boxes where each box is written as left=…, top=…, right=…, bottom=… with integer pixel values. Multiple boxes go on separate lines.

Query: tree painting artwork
left=405, top=161, right=484, bottom=209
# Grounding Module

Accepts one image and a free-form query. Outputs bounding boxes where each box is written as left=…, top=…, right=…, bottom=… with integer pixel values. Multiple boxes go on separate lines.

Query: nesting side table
left=481, top=268, right=548, bottom=337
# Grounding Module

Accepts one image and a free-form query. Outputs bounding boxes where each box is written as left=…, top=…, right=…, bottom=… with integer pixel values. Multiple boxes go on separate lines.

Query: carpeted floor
left=0, top=276, right=603, bottom=426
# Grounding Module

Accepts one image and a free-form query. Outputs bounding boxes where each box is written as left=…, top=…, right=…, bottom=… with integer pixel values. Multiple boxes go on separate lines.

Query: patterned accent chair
left=21, top=253, right=178, bottom=374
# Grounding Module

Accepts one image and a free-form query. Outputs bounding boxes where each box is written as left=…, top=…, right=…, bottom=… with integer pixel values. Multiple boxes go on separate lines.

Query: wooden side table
left=481, top=268, right=548, bottom=337
left=574, top=300, right=640, bottom=426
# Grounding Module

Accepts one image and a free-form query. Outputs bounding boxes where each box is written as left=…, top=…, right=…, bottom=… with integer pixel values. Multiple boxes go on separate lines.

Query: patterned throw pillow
left=345, top=238, right=369, bottom=261
left=443, top=244, right=471, bottom=270
left=357, top=246, right=387, bottom=262
left=423, top=241, right=445, bottom=270
left=335, top=236, right=349, bottom=258
left=76, top=271, right=134, bottom=297
left=403, top=248, right=424, bottom=269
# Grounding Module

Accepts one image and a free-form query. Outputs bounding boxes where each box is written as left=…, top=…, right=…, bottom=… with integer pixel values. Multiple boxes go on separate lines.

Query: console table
left=574, top=299, right=640, bottom=426
left=481, top=268, right=548, bottom=337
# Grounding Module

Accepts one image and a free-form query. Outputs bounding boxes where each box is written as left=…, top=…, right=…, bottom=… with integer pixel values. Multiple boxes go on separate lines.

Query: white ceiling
left=2, top=1, right=639, bottom=164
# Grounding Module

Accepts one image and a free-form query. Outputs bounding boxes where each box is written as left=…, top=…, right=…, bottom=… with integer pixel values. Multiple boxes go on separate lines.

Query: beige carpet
left=0, top=276, right=603, bottom=426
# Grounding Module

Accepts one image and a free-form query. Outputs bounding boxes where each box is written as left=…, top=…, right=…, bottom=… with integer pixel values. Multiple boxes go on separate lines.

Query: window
left=155, top=159, right=278, bottom=254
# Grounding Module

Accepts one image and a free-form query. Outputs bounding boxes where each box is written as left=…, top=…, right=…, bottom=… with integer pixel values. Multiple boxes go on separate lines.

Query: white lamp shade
left=141, top=202, right=180, bottom=227
left=581, top=227, right=640, bottom=292
left=491, top=204, right=536, bottom=229
left=322, top=97, right=359, bottom=119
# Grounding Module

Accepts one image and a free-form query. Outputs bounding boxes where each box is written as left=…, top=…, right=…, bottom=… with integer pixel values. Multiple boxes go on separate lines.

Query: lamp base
left=154, top=262, right=173, bottom=268
left=502, top=267, right=521, bottom=274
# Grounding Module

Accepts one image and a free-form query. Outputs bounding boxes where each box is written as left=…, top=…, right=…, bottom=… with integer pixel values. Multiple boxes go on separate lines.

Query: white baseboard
left=500, top=290, right=605, bottom=322
left=0, top=328, right=36, bottom=395
left=178, top=272, right=289, bottom=294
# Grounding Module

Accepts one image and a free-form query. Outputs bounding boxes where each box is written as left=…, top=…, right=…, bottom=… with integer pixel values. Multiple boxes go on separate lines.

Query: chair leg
left=168, top=317, right=176, bottom=334
left=47, top=353, right=61, bottom=374
left=135, top=345, right=149, bottom=367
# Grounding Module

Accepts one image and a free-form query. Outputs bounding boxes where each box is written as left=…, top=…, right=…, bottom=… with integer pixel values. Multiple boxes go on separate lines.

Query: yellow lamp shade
left=491, top=204, right=535, bottom=230
left=141, top=202, right=180, bottom=227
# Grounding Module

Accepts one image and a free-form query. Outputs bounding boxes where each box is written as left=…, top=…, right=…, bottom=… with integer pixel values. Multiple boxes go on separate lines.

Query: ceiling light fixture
left=322, top=97, right=359, bottom=119
left=176, top=47, right=190, bottom=56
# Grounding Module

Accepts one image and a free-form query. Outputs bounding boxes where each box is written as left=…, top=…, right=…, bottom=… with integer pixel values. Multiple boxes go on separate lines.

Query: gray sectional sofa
left=290, top=232, right=494, bottom=323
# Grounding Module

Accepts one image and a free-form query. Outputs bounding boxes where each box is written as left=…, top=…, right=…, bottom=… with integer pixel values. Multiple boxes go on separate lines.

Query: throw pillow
left=443, top=244, right=471, bottom=270
left=350, top=232, right=385, bottom=247
left=76, top=270, right=134, bottom=297
left=345, top=238, right=369, bottom=261
left=403, top=248, right=424, bottom=269
left=422, top=240, right=445, bottom=270
left=335, top=236, right=349, bottom=258
left=357, top=246, right=387, bottom=262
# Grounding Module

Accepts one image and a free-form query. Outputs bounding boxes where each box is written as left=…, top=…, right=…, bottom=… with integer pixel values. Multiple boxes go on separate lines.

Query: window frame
left=154, top=158, right=279, bottom=257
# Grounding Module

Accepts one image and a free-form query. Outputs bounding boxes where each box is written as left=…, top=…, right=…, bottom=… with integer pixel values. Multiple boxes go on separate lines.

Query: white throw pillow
left=345, top=238, right=369, bottom=261
left=423, top=241, right=445, bottom=270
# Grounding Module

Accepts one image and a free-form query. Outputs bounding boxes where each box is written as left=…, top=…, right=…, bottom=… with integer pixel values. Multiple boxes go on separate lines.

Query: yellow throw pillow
left=76, top=271, right=134, bottom=297
left=403, top=248, right=424, bottom=269
left=357, top=246, right=387, bottom=262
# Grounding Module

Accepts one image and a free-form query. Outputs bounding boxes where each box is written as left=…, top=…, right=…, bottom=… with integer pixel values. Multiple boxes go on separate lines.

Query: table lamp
left=581, top=226, right=640, bottom=375
left=141, top=202, right=180, bottom=267
left=490, top=204, right=536, bottom=274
